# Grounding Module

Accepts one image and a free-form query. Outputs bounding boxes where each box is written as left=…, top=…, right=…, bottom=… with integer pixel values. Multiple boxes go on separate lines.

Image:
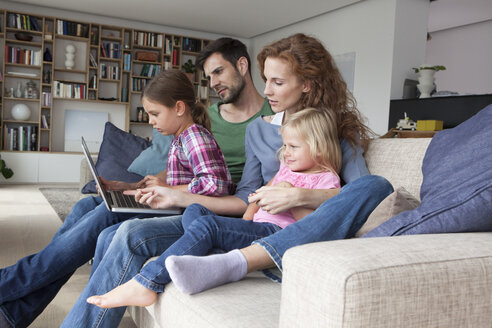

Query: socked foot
left=86, top=279, right=157, bottom=308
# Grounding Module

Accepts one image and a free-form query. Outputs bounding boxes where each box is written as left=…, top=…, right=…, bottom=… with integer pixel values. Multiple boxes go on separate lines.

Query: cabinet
left=0, top=9, right=215, bottom=152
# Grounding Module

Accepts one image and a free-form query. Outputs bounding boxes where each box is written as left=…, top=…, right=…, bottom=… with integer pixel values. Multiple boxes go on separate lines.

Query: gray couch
left=80, top=138, right=492, bottom=327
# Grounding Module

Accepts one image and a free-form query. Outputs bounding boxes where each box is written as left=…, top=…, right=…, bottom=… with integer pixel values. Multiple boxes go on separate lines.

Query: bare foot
left=86, top=279, right=157, bottom=308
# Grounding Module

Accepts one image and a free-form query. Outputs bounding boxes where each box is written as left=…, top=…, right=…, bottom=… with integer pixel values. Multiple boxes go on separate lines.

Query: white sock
left=165, top=249, right=247, bottom=295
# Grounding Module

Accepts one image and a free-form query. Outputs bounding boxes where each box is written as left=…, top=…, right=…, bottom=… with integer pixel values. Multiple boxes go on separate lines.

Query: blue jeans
left=62, top=206, right=280, bottom=327
left=0, top=196, right=146, bottom=328
left=253, top=175, right=393, bottom=271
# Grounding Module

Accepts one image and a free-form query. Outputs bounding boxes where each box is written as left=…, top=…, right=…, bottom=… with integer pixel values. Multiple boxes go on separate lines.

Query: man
left=0, top=38, right=272, bottom=328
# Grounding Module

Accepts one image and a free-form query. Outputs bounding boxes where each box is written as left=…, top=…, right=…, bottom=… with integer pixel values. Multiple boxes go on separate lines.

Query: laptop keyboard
left=111, top=190, right=148, bottom=209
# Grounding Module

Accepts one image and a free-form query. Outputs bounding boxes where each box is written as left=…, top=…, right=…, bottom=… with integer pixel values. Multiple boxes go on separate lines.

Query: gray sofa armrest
left=279, top=233, right=492, bottom=328
left=79, top=156, right=97, bottom=193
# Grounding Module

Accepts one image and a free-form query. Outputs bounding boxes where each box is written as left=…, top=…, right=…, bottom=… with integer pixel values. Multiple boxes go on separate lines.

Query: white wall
left=250, top=0, right=427, bottom=135
left=426, top=19, right=492, bottom=95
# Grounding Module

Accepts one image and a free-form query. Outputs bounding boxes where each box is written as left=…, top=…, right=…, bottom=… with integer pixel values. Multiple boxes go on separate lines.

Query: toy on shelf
left=396, top=112, right=417, bottom=130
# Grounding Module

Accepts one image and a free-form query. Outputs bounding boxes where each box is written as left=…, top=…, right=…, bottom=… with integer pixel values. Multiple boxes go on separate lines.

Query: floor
left=0, top=184, right=137, bottom=328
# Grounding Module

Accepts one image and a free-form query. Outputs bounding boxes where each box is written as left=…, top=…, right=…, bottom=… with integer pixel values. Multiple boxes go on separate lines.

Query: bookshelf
left=0, top=8, right=214, bottom=153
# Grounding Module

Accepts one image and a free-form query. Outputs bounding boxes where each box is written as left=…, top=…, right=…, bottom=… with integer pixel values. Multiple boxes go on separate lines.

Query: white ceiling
left=7, top=0, right=361, bottom=38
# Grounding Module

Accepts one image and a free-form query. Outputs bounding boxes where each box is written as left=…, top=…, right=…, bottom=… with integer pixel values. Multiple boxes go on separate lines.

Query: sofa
left=80, top=136, right=492, bottom=327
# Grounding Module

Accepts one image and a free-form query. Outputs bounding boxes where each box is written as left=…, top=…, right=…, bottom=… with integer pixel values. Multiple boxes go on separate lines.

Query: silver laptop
left=81, top=136, right=182, bottom=215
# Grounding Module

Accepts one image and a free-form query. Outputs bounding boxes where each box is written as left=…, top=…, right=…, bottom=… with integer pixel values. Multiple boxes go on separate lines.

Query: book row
left=41, top=91, right=52, bottom=107
left=56, top=19, right=89, bottom=37
left=53, top=81, right=86, bottom=99
left=6, top=13, right=40, bottom=31
left=3, top=125, right=38, bottom=151
left=182, top=38, right=202, bottom=53
left=100, top=64, right=120, bottom=80
left=132, top=78, right=148, bottom=92
left=134, top=32, right=163, bottom=48
left=138, top=64, right=161, bottom=78
left=4, top=46, right=42, bottom=66
left=123, top=53, right=132, bottom=71
left=100, top=42, right=121, bottom=59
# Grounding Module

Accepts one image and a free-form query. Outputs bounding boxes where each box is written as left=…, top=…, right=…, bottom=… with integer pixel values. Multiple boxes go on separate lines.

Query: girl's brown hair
left=142, top=69, right=211, bottom=132
left=257, top=33, right=372, bottom=150
left=279, top=108, right=342, bottom=174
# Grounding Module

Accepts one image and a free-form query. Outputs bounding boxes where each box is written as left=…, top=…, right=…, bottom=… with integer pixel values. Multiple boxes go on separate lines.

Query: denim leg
left=53, top=196, right=103, bottom=239
left=90, top=222, right=123, bottom=276
left=0, top=203, right=146, bottom=327
left=61, top=216, right=185, bottom=328
left=136, top=208, right=280, bottom=293
left=253, top=175, right=394, bottom=271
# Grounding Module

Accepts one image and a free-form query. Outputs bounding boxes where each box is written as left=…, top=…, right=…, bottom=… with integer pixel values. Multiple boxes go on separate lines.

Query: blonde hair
left=279, top=108, right=342, bottom=174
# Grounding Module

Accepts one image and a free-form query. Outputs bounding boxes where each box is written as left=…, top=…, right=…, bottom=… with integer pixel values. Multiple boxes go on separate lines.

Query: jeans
left=0, top=196, right=146, bottom=328
left=253, top=175, right=393, bottom=271
left=62, top=206, right=280, bottom=328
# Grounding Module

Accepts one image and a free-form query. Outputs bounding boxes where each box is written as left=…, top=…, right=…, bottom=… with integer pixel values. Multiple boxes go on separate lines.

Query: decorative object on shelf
left=412, top=65, right=446, bottom=98
left=44, top=47, right=52, bottom=62
left=11, top=103, right=31, bottom=121
left=395, top=112, right=417, bottom=130
left=0, top=155, right=14, bottom=179
left=14, top=32, right=33, bottom=42
left=4, top=87, right=12, bottom=98
left=43, top=69, right=51, bottom=83
left=14, top=82, right=23, bottom=98
left=182, top=59, right=196, bottom=83
left=25, top=80, right=39, bottom=99
left=137, top=106, right=144, bottom=122
left=64, top=44, right=76, bottom=69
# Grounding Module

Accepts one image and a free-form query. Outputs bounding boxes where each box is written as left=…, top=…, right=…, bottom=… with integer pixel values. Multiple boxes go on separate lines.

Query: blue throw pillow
left=81, top=122, right=151, bottom=193
left=364, top=104, right=492, bottom=237
left=127, top=129, right=173, bottom=176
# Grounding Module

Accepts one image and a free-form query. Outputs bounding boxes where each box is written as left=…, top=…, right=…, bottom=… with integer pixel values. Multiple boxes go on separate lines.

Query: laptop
left=81, top=136, right=182, bottom=215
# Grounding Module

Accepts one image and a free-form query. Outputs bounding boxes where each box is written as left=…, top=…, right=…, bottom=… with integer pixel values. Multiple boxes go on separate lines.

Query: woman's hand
left=134, top=186, right=180, bottom=209
left=248, top=185, right=299, bottom=214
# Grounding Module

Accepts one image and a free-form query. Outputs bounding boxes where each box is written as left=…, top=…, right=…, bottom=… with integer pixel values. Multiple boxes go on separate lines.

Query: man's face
left=203, top=53, right=245, bottom=104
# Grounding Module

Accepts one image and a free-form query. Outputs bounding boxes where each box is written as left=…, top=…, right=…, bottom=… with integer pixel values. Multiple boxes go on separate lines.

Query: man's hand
left=99, top=177, right=134, bottom=192
left=136, top=175, right=169, bottom=189
left=134, top=186, right=180, bottom=209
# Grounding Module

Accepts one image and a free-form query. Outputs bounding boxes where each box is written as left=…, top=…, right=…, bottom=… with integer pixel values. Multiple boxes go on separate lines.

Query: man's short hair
left=196, top=38, right=251, bottom=76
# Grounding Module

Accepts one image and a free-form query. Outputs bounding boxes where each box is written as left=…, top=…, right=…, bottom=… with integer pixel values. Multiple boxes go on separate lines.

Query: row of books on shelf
left=41, top=115, right=50, bottom=128
left=3, top=125, right=38, bottom=151
left=182, top=38, right=202, bottom=52
left=100, top=42, right=121, bottom=59
left=7, top=13, right=41, bottom=31
left=89, top=52, right=97, bottom=67
left=56, top=19, right=88, bottom=37
left=172, top=49, right=179, bottom=66
left=4, top=46, right=42, bottom=66
left=53, top=81, right=86, bottom=99
left=42, top=92, right=52, bottom=107
left=164, top=38, right=173, bottom=55
left=123, top=53, right=132, bottom=71
left=134, top=32, right=163, bottom=48
left=100, top=64, right=120, bottom=80
left=138, top=64, right=161, bottom=78
left=132, top=78, right=148, bottom=92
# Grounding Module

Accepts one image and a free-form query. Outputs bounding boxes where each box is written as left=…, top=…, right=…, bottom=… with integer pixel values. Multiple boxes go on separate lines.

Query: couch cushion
left=364, top=138, right=431, bottom=200
left=81, top=122, right=151, bottom=193
left=129, top=271, right=281, bottom=328
left=127, top=129, right=173, bottom=176
left=364, top=105, right=492, bottom=237
left=355, top=187, right=419, bottom=237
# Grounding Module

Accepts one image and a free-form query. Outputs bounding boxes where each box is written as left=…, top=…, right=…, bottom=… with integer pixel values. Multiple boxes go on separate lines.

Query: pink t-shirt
left=253, top=162, right=341, bottom=229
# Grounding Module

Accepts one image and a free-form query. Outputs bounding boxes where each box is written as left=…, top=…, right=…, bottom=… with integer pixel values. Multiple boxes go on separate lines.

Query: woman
left=63, top=33, right=393, bottom=326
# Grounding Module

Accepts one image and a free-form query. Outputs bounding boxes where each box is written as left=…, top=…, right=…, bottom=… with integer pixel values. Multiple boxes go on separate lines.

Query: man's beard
left=219, top=73, right=246, bottom=104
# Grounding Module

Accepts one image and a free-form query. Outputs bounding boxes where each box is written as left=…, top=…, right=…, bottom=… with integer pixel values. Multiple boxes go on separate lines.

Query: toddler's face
left=281, top=128, right=319, bottom=173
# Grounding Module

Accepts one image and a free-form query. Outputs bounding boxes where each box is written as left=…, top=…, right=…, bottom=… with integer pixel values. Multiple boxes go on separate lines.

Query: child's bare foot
left=86, top=279, right=157, bottom=308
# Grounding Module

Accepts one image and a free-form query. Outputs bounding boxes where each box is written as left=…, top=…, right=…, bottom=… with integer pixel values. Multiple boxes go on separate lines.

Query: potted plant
left=412, top=65, right=446, bottom=98
left=0, top=155, right=14, bottom=179
left=182, top=59, right=196, bottom=83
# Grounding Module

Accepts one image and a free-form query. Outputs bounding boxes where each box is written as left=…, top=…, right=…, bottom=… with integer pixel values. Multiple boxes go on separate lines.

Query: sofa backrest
left=364, top=138, right=432, bottom=200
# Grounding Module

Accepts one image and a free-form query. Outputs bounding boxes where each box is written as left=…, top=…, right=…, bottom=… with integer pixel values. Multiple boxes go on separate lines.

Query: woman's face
left=263, top=57, right=309, bottom=116
left=143, top=97, right=183, bottom=137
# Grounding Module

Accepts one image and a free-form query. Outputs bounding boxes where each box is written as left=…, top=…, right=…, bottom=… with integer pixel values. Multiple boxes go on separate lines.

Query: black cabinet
left=388, top=94, right=492, bottom=130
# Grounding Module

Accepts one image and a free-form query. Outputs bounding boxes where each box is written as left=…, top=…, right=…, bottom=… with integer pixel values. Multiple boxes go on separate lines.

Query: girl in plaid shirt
left=141, top=69, right=234, bottom=197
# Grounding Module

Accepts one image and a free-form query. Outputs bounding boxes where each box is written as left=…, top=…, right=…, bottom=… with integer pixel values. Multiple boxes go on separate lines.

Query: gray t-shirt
left=234, top=116, right=369, bottom=203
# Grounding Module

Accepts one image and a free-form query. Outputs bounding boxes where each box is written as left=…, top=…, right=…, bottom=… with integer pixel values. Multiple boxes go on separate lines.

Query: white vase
left=417, top=70, right=435, bottom=98
left=11, top=103, right=31, bottom=121
left=65, top=44, right=76, bottom=69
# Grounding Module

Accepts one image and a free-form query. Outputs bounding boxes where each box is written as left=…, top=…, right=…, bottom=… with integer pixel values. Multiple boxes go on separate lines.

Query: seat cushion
left=364, top=104, right=492, bottom=237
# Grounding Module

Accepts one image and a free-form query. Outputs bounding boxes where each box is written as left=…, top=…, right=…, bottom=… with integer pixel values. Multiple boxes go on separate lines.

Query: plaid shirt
left=166, top=124, right=234, bottom=196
